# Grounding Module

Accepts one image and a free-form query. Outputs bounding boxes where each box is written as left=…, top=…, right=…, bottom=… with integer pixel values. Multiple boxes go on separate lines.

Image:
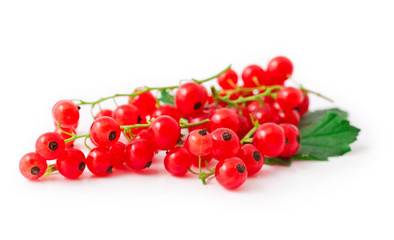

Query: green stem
left=300, top=86, right=334, bottom=103
left=192, top=64, right=232, bottom=84
left=44, top=164, right=58, bottom=175
left=240, top=125, right=258, bottom=144
left=120, top=119, right=210, bottom=132
left=188, top=168, right=199, bottom=175
left=64, top=133, right=90, bottom=144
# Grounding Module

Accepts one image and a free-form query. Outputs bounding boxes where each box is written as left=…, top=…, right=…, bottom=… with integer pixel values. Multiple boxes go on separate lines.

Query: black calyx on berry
left=236, top=164, right=246, bottom=174
left=109, top=131, right=117, bottom=141
left=31, top=166, right=40, bottom=175
left=77, top=105, right=81, bottom=110
left=79, top=162, right=85, bottom=171
left=221, top=131, right=232, bottom=141
left=296, top=135, right=301, bottom=144
left=144, top=161, right=152, bottom=169
left=106, top=166, right=113, bottom=173
left=252, top=151, right=262, bottom=162
left=193, top=102, right=202, bottom=110
left=48, top=141, right=59, bottom=151
left=137, top=115, right=143, bottom=124
left=285, top=138, right=289, bottom=144
left=198, top=129, right=208, bottom=136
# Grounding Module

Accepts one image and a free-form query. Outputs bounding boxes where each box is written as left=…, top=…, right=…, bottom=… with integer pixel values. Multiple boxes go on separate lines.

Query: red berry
left=210, top=108, right=240, bottom=133
left=148, top=116, right=181, bottom=150
left=266, top=56, right=293, bottom=84
left=215, top=157, right=247, bottom=190
left=112, top=104, right=142, bottom=126
left=151, top=104, right=181, bottom=122
left=278, top=109, right=300, bottom=126
left=296, top=93, right=309, bottom=116
left=242, top=65, right=267, bottom=87
left=217, top=68, right=238, bottom=90
left=246, top=100, right=262, bottom=113
left=211, top=128, right=240, bottom=161
left=187, top=113, right=212, bottom=133
left=279, top=124, right=301, bottom=158
left=56, top=148, right=86, bottom=179
left=237, top=144, right=264, bottom=176
left=276, top=87, right=304, bottom=111
left=253, top=123, right=285, bottom=158
left=89, top=116, right=121, bottom=147
left=52, top=100, right=80, bottom=128
left=129, top=89, right=157, bottom=118
left=35, top=132, right=65, bottom=160
left=86, top=147, right=113, bottom=176
left=109, top=141, right=126, bottom=169
left=185, top=129, right=213, bottom=156
left=237, top=114, right=253, bottom=139
left=19, top=152, right=47, bottom=180
left=94, top=109, right=113, bottom=120
left=175, top=82, right=208, bottom=117
left=124, top=139, right=155, bottom=171
left=253, top=105, right=279, bottom=124
left=164, top=147, right=192, bottom=176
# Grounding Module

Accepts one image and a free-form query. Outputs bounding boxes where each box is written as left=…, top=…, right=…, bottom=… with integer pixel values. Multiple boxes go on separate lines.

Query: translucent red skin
left=278, top=109, right=300, bottom=126
left=279, top=124, right=301, bottom=158
left=185, top=130, right=213, bottom=156
left=188, top=114, right=212, bottom=133
left=266, top=56, right=293, bottom=85
left=86, top=147, right=113, bottom=176
left=56, top=148, right=86, bottom=179
left=52, top=100, right=80, bottom=128
left=151, top=104, right=181, bottom=123
left=215, top=157, right=248, bottom=190
left=124, top=139, right=155, bottom=171
left=237, top=114, right=253, bottom=139
left=112, top=104, right=141, bottom=126
left=148, top=116, right=181, bottom=151
left=297, top=93, right=309, bottom=116
left=217, top=68, right=238, bottom=90
left=19, top=152, right=47, bottom=180
left=109, top=142, right=126, bottom=169
left=253, top=105, right=279, bottom=124
left=242, top=65, right=267, bottom=87
left=164, top=147, right=192, bottom=176
left=253, top=123, right=285, bottom=158
left=237, top=144, right=264, bottom=176
left=210, top=108, right=241, bottom=133
left=175, top=82, right=208, bottom=117
left=89, top=116, right=121, bottom=147
left=35, top=132, right=66, bottom=160
left=276, top=87, right=304, bottom=111
left=211, top=128, right=241, bottom=161
left=129, top=89, right=157, bottom=118
left=94, top=109, right=113, bottom=120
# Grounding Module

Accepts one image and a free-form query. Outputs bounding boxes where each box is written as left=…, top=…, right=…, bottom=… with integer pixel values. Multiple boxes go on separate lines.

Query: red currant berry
left=279, top=124, right=301, bottom=158
left=217, top=68, right=238, bottom=90
left=266, top=56, right=293, bottom=84
left=247, top=100, right=262, bottom=113
left=215, top=157, right=248, bottom=190
left=19, top=152, right=47, bottom=180
left=54, top=125, right=76, bottom=147
left=185, top=129, right=213, bottom=156
left=151, top=104, right=181, bottom=122
left=35, top=132, right=65, bottom=160
left=210, top=108, right=240, bottom=133
left=89, top=116, right=121, bottom=147
left=278, top=109, right=300, bottom=126
left=56, top=148, right=86, bottom=179
left=175, top=82, right=208, bottom=117
left=211, top=128, right=241, bottom=161
left=129, top=88, right=157, bottom=118
left=276, top=87, right=304, bottom=111
left=86, top=147, right=113, bottom=176
left=148, top=116, right=181, bottom=150
left=112, top=104, right=142, bottom=126
left=164, top=147, right=192, bottom=176
left=296, top=93, right=309, bottom=116
left=237, top=144, right=264, bottom=176
left=253, top=123, right=285, bottom=158
left=237, top=114, right=253, bottom=139
left=242, top=65, right=267, bottom=87
left=253, top=105, right=279, bottom=124
left=110, top=141, right=126, bottom=169
left=94, top=109, right=113, bottom=120
left=187, top=113, right=212, bottom=133
left=124, top=139, right=155, bottom=171
left=52, top=100, right=80, bottom=128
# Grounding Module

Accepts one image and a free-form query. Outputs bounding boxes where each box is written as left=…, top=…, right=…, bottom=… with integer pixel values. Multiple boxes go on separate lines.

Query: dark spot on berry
left=106, top=166, right=113, bottom=173
left=137, top=115, right=143, bottom=124
left=296, top=135, right=301, bottom=144
left=165, top=151, right=169, bottom=154
left=193, top=102, right=202, bottom=110
left=144, top=161, right=152, bottom=169
left=236, top=164, right=246, bottom=174
left=109, top=131, right=117, bottom=141
left=77, top=105, right=81, bottom=110
left=79, top=162, right=85, bottom=171
left=285, top=138, right=289, bottom=144
left=252, top=151, right=262, bottom=162
left=294, top=106, right=300, bottom=111
left=31, top=166, right=40, bottom=175
left=48, top=141, right=58, bottom=151
left=198, top=129, right=208, bottom=136
left=221, top=131, right=232, bottom=141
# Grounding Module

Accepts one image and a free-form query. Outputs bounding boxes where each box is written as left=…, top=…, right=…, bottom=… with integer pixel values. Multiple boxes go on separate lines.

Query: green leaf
left=265, top=157, right=292, bottom=166
left=158, top=89, right=175, bottom=105
left=298, top=108, right=348, bottom=130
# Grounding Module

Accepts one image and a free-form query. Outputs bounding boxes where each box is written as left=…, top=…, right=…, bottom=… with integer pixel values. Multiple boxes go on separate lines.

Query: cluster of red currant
left=19, top=56, right=311, bottom=190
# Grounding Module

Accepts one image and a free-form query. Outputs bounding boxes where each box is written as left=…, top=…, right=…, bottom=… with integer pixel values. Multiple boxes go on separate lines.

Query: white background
left=1, top=1, right=393, bottom=239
